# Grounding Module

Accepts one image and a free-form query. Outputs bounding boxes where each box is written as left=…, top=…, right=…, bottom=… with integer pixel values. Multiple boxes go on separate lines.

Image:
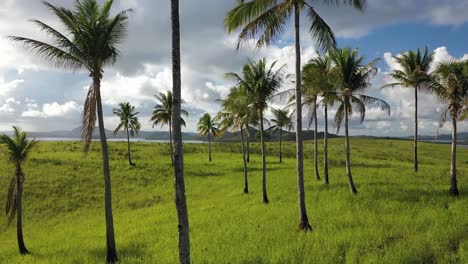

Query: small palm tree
left=384, top=47, right=434, bottom=172
left=226, top=58, right=285, bottom=204
left=330, top=48, right=390, bottom=195
left=197, top=113, right=219, bottom=162
left=0, top=127, right=36, bottom=255
left=269, top=108, right=294, bottom=163
left=430, top=60, right=468, bottom=196
left=150, top=91, right=188, bottom=164
left=9, top=1, right=131, bottom=261
left=113, top=102, right=141, bottom=166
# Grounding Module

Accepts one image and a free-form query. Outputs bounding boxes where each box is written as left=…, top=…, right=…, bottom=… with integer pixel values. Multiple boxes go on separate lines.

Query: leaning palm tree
left=113, top=102, right=141, bottom=166
left=9, top=1, right=131, bottom=261
left=269, top=108, right=294, bottom=163
left=384, top=47, right=434, bottom=172
left=225, top=0, right=366, bottom=230
left=150, top=91, right=188, bottom=163
left=330, top=48, right=390, bottom=195
left=171, top=0, right=190, bottom=262
left=0, top=127, right=36, bottom=255
left=226, top=58, right=284, bottom=204
left=430, top=60, right=468, bottom=196
left=197, top=113, right=219, bottom=162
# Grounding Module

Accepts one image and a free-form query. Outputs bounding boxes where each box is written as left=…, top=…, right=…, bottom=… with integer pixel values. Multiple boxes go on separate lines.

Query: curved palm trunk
left=169, top=120, right=174, bottom=166
left=450, top=113, right=459, bottom=196
left=313, top=100, right=320, bottom=181
left=241, top=126, right=249, bottom=194
left=294, top=3, right=312, bottom=231
left=16, top=165, right=29, bottom=255
left=344, top=102, right=358, bottom=195
left=414, top=87, right=418, bottom=172
left=260, top=111, right=269, bottom=204
left=208, top=133, right=212, bottom=162
left=94, top=77, right=118, bottom=263
left=171, top=0, right=191, bottom=262
left=324, top=105, right=329, bottom=184
left=279, top=127, right=283, bottom=163
left=126, top=128, right=134, bottom=166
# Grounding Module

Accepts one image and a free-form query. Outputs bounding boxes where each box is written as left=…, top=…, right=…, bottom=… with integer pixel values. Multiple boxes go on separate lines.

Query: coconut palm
left=150, top=91, right=188, bottom=163
left=225, top=0, right=366, bottom=230
left=9, top=1, right=131, bottom=261
left=430, top=60, right=468, bottom=196
left=330, top=48, right=390, bottom=195
left=0, top=127, right=36, bottom=255
left=384, top=47, right=434, bottom=172
left=269, top=108, right=294, bottom=163
left=226, top=58, right=284, bottom=204
left=171, top=0, right=190, bottom=262
left=113, top=102, right=141, bottom=166
left=197, top=113, right=219, bottom=162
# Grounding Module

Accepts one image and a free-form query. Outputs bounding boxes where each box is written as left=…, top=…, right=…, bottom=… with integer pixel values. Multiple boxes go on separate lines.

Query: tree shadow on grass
left=90, top=241, right=147, bottom=262
left=186, top=171, right=227, bottom=177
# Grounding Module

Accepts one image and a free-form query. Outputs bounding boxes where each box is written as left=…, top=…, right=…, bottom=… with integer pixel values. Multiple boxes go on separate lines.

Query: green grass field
left=0, top=138, right=466, bottom=263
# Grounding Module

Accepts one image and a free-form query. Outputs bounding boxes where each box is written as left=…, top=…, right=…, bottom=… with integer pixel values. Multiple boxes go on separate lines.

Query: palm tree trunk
left=246, top=128, right=250, bottom=163
left=126, top=128, right=133, bottom=166
left=324, top=105, right=329, bottom=185
left=344, top=102, right=358, bottom=195
left=313, top=100, right=320, bottom=181
left=171, top=0, right=191, bottom=262
left=260, top=110, right=269, bottom=204
left=16, top=165, right=29, bottom=255
left=241, top=126, right=249, bottom=194
left=169, top=120, right=174, bottom=166
left=294, top=3, right=312, bottom=231
left=94, top=76, right=118, bottom=263
left=279, top=127, right=282, bottom=163
left=208, top=133, right=212, bottom=162
left=450, top=113, right=459, bottom=196
left=414, top=87, right=418, bottom=172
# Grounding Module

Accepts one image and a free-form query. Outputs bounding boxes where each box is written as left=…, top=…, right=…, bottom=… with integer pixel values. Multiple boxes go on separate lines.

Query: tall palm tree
left=150, top=91, right=188, bottom=163
left=384, top=47, right=434, bottom=172
left=197, top=113, right=219, bottom=162
left=226, top=58, right=284, bottom=204
left=9, top=1, right=131, bottom=261
left=171, top=0, right=190, bottom=262
left=269, top=108, right=294, bottom=163
left=0, top=127, right=36, bottom=256
left=330, top=48, right=390, bottom=195
left=113, top=102, right=141, bottom=166
left=225, top=0, right=366, bottom=230
left=430, top=60, right=468, bottom=196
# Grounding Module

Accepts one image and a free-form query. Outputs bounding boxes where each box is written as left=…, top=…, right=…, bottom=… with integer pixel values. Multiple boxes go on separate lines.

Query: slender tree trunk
left=414, top=87, right=418, bottom=172
left=260, top=111, right=269, bottom=204
left=450, top=112, right=459, bottom=196
left=246, top=128, right=250, bottom=163
left=294, top=3, right=312, bottom=231
left=313, top=100, right=320, bottom=181
left=169, top=120, right=174, bottom=166
left=241, top=126, right=249, bottom=194
left=16, top=165, right=29, bottom=255
left=94, top=76, right=118, bottom=263
left=126, top=128, right=134, bottom=166
left=344, top=102, right=358, bottom=195
left=279, top=127, right=282, bottom=163
left=208, top=133, right=212, bottom=162
left=324, top=105, right=329, bottom=185
left=171, top=0, right=191, bottom=262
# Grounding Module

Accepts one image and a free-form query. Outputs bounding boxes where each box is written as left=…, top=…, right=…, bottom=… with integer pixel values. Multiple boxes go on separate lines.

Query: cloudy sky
left=1, top=0, right=468, bottom=136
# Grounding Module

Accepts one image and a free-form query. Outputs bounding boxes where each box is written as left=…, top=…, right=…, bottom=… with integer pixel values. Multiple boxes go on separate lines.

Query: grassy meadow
left=0, top=138, right=467, bottom=263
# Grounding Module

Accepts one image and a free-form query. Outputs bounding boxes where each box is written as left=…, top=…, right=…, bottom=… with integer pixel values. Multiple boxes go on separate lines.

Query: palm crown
left=0, top=127, right=36, bottom=165
left=197, top=113, right=219, bottom=137
left=270, top=108, right=294, bottom=132
left=113, top=102, right=141, bottom=136
left=150, top=91, right=188, bottom=128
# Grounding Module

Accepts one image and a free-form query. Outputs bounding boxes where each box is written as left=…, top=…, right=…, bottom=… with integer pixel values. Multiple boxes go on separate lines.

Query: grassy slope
left=0, top=139, right=467, bottom=263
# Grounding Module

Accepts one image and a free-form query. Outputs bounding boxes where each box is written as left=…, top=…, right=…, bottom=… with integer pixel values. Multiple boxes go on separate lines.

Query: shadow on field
left=186, top=171, right=227, bottom=177
left=90, top=242, right=147, bottom=261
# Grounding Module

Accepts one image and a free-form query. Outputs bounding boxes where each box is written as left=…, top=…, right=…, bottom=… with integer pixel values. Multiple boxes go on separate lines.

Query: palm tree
left=269, top=108, right=294, bottom=163
left=0, top=127, right=36, bottom=255
left=225, top=0, right=366, bottom=230
left=226, top=58, right=284, bottom=204
left=384, top=47, right=434, bottom=172
left=171, top=0, right=190, bottom=262
left=9, top=1, right=131, bottom=261
left=430, top=60, right=468, bottom=196
left=150, top=91, right=188, bottom=164
left=197, top=113, right=219, bottom=162
left=113, top=102, right=141, bottom=166
left=330, top=48, right=390, bottom=195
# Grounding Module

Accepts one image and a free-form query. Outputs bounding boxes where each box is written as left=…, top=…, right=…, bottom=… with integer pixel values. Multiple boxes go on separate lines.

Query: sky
left=1, top=0, right=468, bottom=137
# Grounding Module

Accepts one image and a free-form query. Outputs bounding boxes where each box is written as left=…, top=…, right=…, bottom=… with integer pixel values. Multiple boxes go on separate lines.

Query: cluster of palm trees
left=0, top=0, right=466, bottom=264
